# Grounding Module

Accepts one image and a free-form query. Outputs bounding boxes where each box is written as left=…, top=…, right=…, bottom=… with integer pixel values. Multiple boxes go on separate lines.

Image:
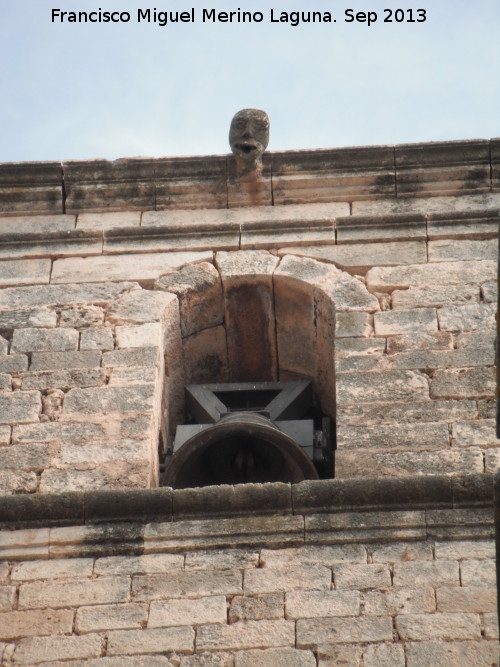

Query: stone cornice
left=0, top=474, right=493, bottom=530
left=0, top=139, right=498, bottom=215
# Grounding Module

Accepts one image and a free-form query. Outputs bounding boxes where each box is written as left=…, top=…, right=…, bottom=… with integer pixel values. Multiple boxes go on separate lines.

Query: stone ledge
left=0, top=139, right=497, bottom=215
left=0, top=474, right=493, bottom=530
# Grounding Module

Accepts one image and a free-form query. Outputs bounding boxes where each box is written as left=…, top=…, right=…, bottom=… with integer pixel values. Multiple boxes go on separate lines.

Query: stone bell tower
left=0, top=117, right=498, bottom=665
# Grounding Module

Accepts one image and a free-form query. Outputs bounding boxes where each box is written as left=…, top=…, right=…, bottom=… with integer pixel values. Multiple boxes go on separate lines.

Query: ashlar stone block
left=405, top=640, right=499, bottom=667
left=234, top=648, right=316, bottom=667
left=296, top=616, right=393, bottom=647
left=374, top=308, right=437, bottom=335
left=396, top=613, right=481, bottom=641
left=196, top=619, right=295, bottom=652
left=229, top=594, right=284, bottom=622
left=106, top=627, right=194, bottom=656
left=437, top=303, right=496, bottom=332
left=366, top=260, right=496, bottom=292
left=13, top=634, right=103, bottom=664
left=392, top=283, right=479, bottom=309
left=148, top=595, right=227, bottom=628
left=75, top=603, right=148, bottom=633
left=285, top=589, right=360, bottom=619
left=11, top=327, right=79, bottom=352
left=0, top=608, right=74, bottom=641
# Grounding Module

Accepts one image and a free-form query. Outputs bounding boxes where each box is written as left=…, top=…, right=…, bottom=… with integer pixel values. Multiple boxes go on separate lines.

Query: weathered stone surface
left=260, top=544, right=366, bottom=567
left=11, top=327, right=79, bottom=352
left=363, top=644, right=405, bottom=667
left=229, top=594, right=284, bottom=623
left=276, top=254, right=379, bottom=312
left=0, top=586, right=16, bottom=612
left=185, top=550, right=258, bottom=571
left=297, top=616, right=392, bottom=646
left=0, top=281, right=137, bottom=309
left=115, top=322, right=162, bottom=348
left=393, top=560, right=459, bottom=588
left=337, top=399, right=477, bottom=426
left=384, top=346, right=494, bottom=371
left=107, top=289, right=176, bottom=325
left=434, top=539, right=495, bottom=560
left=366, top=260, right=496, bottom=292
left=63, top=384, right=156, bottom=414
left=197, top=619, right=295, bottom=651
left=483, top=612, right=499, bottom=639
left=437, top=585, right=496, bottom=613
left=0, top=214, right=75, bottom=234
left=386, top=332, right=454, bottom=352
left=59, top=305, right=105, bottom=328
left=30, top=350, right=102, bottom=370
left=396, top=612, right=481, bottom=640
left=216, top=251, right=278, bottom=381
left=180, top=654, right=233, bottom=667
left=0, top=608, right=74, bottom=640
left=52, top=251, right=212, bottom=284
left=282, top=240, right=426, bottom=274
left=149, top=595, right=227, bottom=628
left=337, top=422, right=450, bottom=450
left=364, top=587, right=435, bottom=615
left=438, top=303, right=496, bottom=331
left=333, top=563, right=390, bottom=589
left=336, top=370, right=429, bottom=403
left=0, top=443, right=49, bottom=471
left=0, top=392, right=40, bottom=424
left=244, top=564, right=331, bottom=595
left=245, top=223, right=334, bottom=249
left=481, top=279, right=497, bottom=302
left=335, top=311, right=373, bottom=337
left=12, top=419, right=108, bottom=444
left=317, top=643, right=363, bottom=667
left=460, top=559, right=497, bottom=586
left=11, top=558, right=93, bottom=581
left=285, top=590, right=359, bottom=619
left=429, top=238, right=497, bottom=262
left=347, top=192, right=500, bottom=216
left=106, top=626, right=194, bottom=656
left=0, top=309, right=57, bottom=329
left=431, top=367, right=495, bottom=399
left=0, top=336, right=7, bottom=354
left=18, top=576, right=130, bottom=609
left=0, top=470, right=38, bottom=495
left=13, top=634, right=103, bottom=664
left=405, top=640, right=500, bottom=667
left=102, top=346, right=159, bottom=368
left=0, top=528, right=49, bottom=560
left=75, top=603, right=148, bottom=633
left=235, top=648, right=316, bottom=667
left=336, top=214, right=425, bottom=244
left=374, top=308, right=437, bottom=335
left=133, top=570, right=242, bottom=601
left=369, top=541, right=433, bottom=562
left=452, top=419, right=499, bottom=447
left=77, top=211, right=141, bottom=229
left=40, top=461, right=151, bottom=493
left=183, top=326, right=228, bottom=383
left=335, top=448, right=483, bottom=478
left=80, top=327, right=115, bottom=350
left=392, top=283, right=479, bottom=309
left=22, top=368, right=106, bottom=391
left=0, top=258, right=51, bottom=287
left=90, top=657, right=173, bottom=666
left=94, top=553, right=183, bottom=575
left=155, top=262, right=223, bottom=337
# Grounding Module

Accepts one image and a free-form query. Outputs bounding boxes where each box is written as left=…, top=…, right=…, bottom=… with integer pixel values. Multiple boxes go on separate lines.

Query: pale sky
left=1, top=0, right=499, bottom=163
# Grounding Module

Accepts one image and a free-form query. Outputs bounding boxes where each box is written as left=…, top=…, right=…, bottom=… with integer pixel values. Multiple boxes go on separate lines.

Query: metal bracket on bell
left=162, top=380, right=334, bottom=489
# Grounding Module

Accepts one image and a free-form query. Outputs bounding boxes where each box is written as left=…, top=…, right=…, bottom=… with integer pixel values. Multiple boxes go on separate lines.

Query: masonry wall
left=0, top=141, right=499, bottom=666
left=0, top=194, right=499, bottom=492
left=0, top=500, right=498, bottom=666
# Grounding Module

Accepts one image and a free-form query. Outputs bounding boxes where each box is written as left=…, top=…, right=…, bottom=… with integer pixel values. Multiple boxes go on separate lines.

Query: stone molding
left=0, top=474, right=493, bottom=531
left=1, top=139, right=499, bottom=215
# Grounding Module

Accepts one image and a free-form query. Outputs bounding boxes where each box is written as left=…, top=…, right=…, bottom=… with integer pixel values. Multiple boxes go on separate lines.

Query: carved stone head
left=229, top=109, right=270, bottom=174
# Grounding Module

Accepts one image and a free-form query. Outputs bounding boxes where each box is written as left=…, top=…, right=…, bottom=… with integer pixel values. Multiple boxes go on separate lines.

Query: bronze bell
left=161, top=381, right=333, bottom=489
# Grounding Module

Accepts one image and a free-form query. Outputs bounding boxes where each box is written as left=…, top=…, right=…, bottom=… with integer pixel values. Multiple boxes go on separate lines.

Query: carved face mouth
left=234, top=141, right=262, bottom=160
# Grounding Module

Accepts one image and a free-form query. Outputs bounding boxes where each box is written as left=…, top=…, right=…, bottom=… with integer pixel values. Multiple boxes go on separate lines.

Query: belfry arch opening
left=156, top=251, right=338, bottom=489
